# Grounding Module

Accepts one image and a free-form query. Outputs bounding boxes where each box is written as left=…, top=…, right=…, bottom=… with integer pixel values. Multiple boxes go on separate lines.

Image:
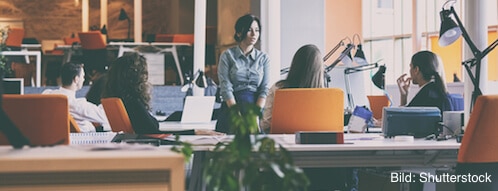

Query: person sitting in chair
left=102, top=52, right=224, bottom=136
left=396, top=50, right=451, bottom=112
left=43, top=62, right=110, bottom=132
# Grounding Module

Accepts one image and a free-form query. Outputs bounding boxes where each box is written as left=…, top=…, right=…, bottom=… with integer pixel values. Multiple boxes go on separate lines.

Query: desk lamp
left=438, top=0, right=498, bottom=110
left=280, top=38, right=354, bottom=79
left=119, top=8, right=131, bottom=41
left=323, top=37, right=355, bottom=87
left=344, top=63, right=380, bottom=111
left=353, top=34, right=368, bottom=66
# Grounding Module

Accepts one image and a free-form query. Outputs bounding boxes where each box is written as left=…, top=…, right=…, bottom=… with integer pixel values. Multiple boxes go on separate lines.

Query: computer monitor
left=2, top=78, right=24, bottom=94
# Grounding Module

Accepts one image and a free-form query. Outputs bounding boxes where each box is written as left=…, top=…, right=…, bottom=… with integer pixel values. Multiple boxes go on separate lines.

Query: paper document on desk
left=70, top=132, right=117, bottom=145
left=166, top=135, right=232, bottom=145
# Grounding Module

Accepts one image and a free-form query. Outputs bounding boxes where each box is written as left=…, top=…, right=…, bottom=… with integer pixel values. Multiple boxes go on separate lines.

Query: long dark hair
left=277, top=44, right=324, bottom=88
left=103, top=53, right=152, bottom=110
left=411, top=50, right=447, bottom=96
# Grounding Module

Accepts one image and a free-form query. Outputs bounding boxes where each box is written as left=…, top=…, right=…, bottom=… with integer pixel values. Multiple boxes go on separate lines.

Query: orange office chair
left=455, top=95, right=498, bottom=190
left=69, top=114, right=81, bottom=133
left=270, top=88, right=344, bottom=134
left=367, top=95, right=390, bottom=119
left=78, top=31, right=108, bottom=84
left=101, top=97, right=168, bottom=140
left=101, top=97, right=134, bottom=133
left=63, top=36, right=81, bottom=46
left=4, top=28, right=35, bottom=86
left=155, top=34, right=175, bottom=42
left=0, top=94, right=70, bottom=146
left=4, top=28, right=24, bottom=48
left=172, top=34, right=194, bottom=44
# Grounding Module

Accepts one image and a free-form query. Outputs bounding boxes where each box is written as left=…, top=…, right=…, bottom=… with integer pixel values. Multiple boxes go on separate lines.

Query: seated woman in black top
left=397, top=50, right=451, bottom=112
left=102, top=53, right=223, bottom=135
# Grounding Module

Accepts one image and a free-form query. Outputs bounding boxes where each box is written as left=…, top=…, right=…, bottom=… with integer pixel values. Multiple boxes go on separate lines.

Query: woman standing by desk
left=216, top=14, right=270, bottom=134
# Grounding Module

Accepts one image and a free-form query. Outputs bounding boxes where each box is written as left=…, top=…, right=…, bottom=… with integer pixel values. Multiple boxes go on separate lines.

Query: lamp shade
left=342, top=51, right=353, bottom=66
left=372, top=65, right=386, bottom=89
left=119, top=8, right=129, bottom=21
left=438, top=9, right=462, bottom=47
left=354, top=44, right=368, bottom=65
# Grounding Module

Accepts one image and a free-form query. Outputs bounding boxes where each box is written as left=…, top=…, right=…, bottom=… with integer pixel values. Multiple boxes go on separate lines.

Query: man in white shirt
left=43, top=62, right=110, bottom=132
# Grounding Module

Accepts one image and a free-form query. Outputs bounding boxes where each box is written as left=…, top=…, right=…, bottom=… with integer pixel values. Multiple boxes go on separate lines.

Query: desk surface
left=0, top=145, right=185, bottom=191
left=108, top=41, right=191, bottom=46
left=159, top=121, right=216, bottom=131
left=185, top=133, right=461, bottom=191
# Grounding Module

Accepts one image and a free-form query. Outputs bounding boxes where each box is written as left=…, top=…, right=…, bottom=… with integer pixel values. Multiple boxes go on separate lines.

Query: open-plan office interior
left=1, top=0, right=498, bottom=190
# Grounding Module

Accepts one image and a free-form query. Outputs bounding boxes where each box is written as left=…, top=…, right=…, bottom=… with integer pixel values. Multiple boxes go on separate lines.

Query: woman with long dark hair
left=260, top=44, right=324, bottom=133
left=397, top=50, right=451, bottom=112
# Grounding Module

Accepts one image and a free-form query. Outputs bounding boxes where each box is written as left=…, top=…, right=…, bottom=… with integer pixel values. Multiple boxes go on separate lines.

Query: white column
left=193, top=0, right=207, bottom=96
left=134, top=0, right=142, bottom=42
left=260, top=0, right=281, bottom=86
left=100, top=0, right=108, bottom=27
left=82, top=0, right=89, bottom=32
left=412, top=0, right=421, bottom=53
left=463, top=1, right=487, bottom=123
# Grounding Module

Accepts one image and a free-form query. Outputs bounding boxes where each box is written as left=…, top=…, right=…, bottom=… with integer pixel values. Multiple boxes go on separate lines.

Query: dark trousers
left=215, top=90, right=257, bottom=134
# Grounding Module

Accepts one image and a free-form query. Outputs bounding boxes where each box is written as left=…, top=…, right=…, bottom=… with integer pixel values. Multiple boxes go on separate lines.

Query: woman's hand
left=397, top=74, right=411, bottom=96
left=397, top=74, right=411, bottom=106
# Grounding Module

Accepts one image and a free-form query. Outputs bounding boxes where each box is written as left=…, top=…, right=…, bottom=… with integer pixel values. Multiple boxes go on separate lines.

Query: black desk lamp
left=438, top=0, right=498, bottom=110
left=119, top=8, right=131, bottom=41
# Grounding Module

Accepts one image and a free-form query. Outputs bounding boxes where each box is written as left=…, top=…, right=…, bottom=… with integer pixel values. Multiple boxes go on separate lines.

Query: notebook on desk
left=181, top=96, right=215, bottom=123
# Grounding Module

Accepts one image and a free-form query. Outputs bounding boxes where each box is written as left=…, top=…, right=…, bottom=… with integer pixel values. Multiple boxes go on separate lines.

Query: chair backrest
left=458, top=95, right=498, bottom=163
left=101, top=97, right=135, bottom=133
left=172, top=34, right=194, bottom=44
left=78, top=31, right=106, bottom=50
left=155, top=34, right=174, bottom=42
left=63, top=36, right=81, bottom=45
left=0, top=94, right=70, bottom=146
left=367, top=95, right=390, bottom=119
left=5, top=28, right=25, bottom=47
left=270, top=88, right=344, bottom=134
left=69, top=114, right=81, bottom=133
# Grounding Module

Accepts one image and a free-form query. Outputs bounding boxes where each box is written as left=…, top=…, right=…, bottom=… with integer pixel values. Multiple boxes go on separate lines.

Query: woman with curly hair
left=103, top=52, right=223, bottom=135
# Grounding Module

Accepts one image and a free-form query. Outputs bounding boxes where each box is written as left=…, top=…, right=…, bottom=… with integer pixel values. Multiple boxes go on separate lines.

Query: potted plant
left=0, top=26, right=13, bottom=77
left=174, top=104, right=309, bottom=191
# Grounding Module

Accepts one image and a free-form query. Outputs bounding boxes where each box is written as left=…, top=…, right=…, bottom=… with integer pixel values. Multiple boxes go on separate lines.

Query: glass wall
left=362, top=0, right=498, bottom=94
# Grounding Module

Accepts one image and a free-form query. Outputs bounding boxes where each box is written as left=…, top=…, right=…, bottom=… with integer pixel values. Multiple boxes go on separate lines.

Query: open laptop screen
left=181, top=96, right=215, bottom=123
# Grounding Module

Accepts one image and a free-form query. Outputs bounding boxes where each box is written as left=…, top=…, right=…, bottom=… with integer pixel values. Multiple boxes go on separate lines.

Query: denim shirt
left=218, top=46, right=270, bottom=101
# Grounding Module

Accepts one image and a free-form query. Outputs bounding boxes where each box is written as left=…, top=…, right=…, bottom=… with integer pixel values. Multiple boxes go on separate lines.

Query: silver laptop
left=181, top=96, right=215, bottom=123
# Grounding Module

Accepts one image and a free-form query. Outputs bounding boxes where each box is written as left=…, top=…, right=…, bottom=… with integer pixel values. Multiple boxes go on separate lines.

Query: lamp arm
left=344, top=63, right=379, bottom=75
left=480, top=38, right=498, bottom=62
left=323, top=41, right=343, bottom=62
left=449, top=7, right=481, bottom=58
left=343, top=63, right=379, bottom=110
left=325, top=44, right=354, bottom=73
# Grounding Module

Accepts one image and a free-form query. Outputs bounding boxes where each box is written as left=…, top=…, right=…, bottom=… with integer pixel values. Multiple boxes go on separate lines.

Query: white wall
left=280, top=0, right=325, bottom=76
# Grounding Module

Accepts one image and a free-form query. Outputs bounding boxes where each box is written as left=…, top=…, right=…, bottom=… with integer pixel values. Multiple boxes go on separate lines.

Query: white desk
left=159, top=121, right=216, bottom=131
left=0, top=145, right=185, bottom=191
left=0, top=50, right=41, bottom=87
left=186, top=133, right=460, bottom=191
left=108, top=42, right=191, bottom=85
